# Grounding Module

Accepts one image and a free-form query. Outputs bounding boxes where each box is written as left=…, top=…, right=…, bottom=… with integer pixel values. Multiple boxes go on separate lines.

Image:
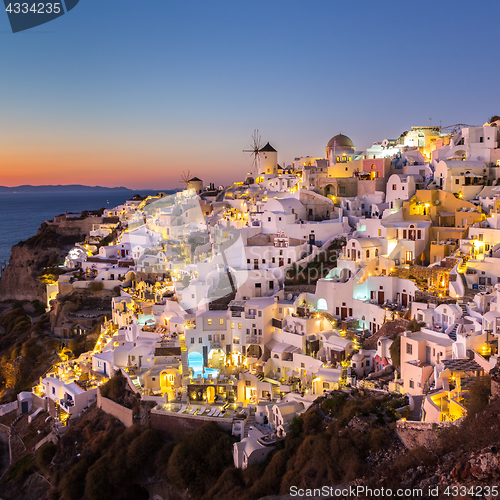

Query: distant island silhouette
left=0, top=185, right=150, bottom=193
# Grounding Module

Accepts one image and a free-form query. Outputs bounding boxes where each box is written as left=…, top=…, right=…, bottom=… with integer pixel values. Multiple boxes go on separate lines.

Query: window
left=268, top=217, right=271, bottom=222
left=152, top=377, right=156, bottom=382
left=219, top=318, right=224, bottom=325
left=262, top=259, right=266, bottom=264
left=301, top=363, right=305, bottom=368
left=208, top=335, right=212, bottom=341
left=52, top=387, right=55, bottom=395
left=366, top=360, right=370, bottom=367
left=221, top=334, right=225, bottom=340
left=409, top=380, right=414, bottom=388
left=258, top=311, right=262, bottom=316
left=238, top=323, right=242, bottom=329
left=247, top=259, right=250, bottom=264
left=287, top=258, right=291, bottom=264
left=323, top=382, right=330, bottom=389
left=199, top=337, right=202, bottom=343
left=207, top=319, right=212, bottom=325
left=392, top=184, right=397, bottom=190
left=259, top=329, right=262, bottom=335
left=406, top=343, right=413, bottom=355
left=403, top=230, right=407, bottom=239
left=480, top=136, right=484, bottom=143
left=378, top=229, right=381, bottom=236
left=190, top=338, right=194, bottom=344
left=352, top=363, right=356, bottom=368
left=455, top=179, right=460, bottom=185
left=375, top=249, right=378, bottom=257
left=231, top=322, right=234, bottom=329
left=279, top=308, right=282, bottom=314
left=366, top=250, right=370, bottom=258
left=272, top=257, right=275, bottom=264
left=339, top=186, right=345, bottom=194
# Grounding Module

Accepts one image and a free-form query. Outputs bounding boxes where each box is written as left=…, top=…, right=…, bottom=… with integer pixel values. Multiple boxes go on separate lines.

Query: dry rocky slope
left=0, top=217, right=107, bottom=302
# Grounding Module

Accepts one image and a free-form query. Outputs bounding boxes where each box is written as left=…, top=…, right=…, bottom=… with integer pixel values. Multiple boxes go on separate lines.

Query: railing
left=246, top=336, right=260, bottom=345
left=245, top=313, right=256, bottom=319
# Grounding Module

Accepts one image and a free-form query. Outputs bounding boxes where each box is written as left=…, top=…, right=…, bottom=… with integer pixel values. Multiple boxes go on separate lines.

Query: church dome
left=327, top=133, right=354, bottom=150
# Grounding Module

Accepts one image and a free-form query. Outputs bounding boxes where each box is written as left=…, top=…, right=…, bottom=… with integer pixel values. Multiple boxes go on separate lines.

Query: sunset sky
left=1, top=0, right=499, bottom=189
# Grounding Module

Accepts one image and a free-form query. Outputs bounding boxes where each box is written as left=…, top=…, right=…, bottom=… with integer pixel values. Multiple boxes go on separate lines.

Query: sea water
left=0, top=189, right=161, bottom=266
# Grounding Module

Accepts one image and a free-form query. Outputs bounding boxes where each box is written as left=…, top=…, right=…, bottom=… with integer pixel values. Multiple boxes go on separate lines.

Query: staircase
left=272, top=385, right=280, bottom=400
left=448, top=323, right=458, bottom=341
left=256, top=372, right=264, bottom=382
left=243, top=409, right=256, bottom=438
left=131, top=377, right=142, bottom=392
left=458, top=302, right=468, bottom=315
left=179, top=334, right=189, bottom=403
left=459, top=272, right=468, bottom=290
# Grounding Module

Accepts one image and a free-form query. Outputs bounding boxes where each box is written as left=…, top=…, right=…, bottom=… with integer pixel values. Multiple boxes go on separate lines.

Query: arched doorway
left=317, top=298, right=328, bottom=311
left=206, top=386, right=216, bottom=404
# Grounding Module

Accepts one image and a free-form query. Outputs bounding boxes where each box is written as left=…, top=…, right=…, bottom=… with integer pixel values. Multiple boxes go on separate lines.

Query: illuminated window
left=231, top=322, right=234, bottom=329
left=207, top=319, right=212, bottom=325
left=219, top=318, right=224, bottom=325
left=378, top=229, right=381, bottom=236
left=238, top=323, right=242, bottom=329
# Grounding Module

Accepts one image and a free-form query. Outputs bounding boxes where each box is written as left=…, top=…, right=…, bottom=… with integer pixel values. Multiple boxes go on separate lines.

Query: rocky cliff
left=0, top=223, right=82, bottom=302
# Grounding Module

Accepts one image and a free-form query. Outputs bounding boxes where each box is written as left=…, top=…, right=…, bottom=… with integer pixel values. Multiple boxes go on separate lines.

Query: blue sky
left=1, top=0, right=499, bottom=188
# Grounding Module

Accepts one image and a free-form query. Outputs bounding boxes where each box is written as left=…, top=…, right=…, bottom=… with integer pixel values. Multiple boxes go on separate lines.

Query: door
left=402, top=293, right=408, bottom=307
left=426, top=346, right=431, bottom=365
left=279, top=258, right=284, bottom=267
left=254, top=259, right=259, bottom=270
left=308, top=234, right=315, bottom=245
left=255, top=283, right=261, bottom=297
left=341, top=307, right=347, bottom=320
left=203, top=346, right=208, bottom=367
left=377, top=291, right=384, bottom=305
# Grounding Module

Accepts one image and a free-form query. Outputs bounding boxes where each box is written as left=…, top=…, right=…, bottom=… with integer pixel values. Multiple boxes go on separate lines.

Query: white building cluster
left=27, top=120, right=500, bottom=462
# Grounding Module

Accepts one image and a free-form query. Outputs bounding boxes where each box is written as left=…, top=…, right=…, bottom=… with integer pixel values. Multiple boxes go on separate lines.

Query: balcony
left=210, top=341, right=223, bottom=349
left=246, top=336, right=260, bottom=345
left=245, top=313, right=256, bottom=319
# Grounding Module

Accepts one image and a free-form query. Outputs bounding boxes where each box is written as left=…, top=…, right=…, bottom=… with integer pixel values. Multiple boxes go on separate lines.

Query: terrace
left=152, top=401, right=241, bottom=420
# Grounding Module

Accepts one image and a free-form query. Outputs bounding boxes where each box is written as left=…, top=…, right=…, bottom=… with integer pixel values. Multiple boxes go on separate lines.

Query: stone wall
left=150, top=409, right=233, bottom=439
left=97, top=390, right=134, bottom=428
left=396, top=419, right=461, bottom=449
